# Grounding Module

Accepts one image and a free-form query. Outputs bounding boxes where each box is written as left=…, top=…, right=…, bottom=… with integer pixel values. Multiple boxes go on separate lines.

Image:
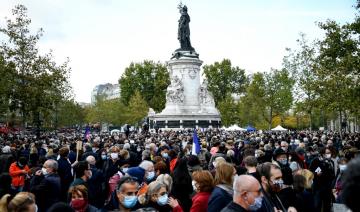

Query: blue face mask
left=101, top=155, right=107, bottom=160
left=123, top=195, right=137, bottom=208
left=248, top=196, right=263, bottom=211
left=146, top=171, right=155, bottom=181
left=161, top=152, right=168, bottom=158
left=157, top=194, right=168, bottom=206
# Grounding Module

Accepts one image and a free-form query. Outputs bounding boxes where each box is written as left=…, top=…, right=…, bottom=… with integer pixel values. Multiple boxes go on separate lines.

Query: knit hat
left=126, top=167, right=145, bottom=184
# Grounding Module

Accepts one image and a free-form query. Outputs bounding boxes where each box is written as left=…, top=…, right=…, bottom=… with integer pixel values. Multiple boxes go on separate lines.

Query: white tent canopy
left=225, top=124, right=247, bottom=131
left=271, top=125, right=288, bottom=131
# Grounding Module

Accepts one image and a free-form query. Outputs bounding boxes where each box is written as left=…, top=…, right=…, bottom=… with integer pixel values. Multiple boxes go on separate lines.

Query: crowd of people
left=0, top=128, right=359, bottom=212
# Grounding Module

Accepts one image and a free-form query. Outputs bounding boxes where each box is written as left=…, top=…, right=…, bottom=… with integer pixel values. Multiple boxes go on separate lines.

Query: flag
left=192, top=129, right=201, bottom=155
left=84, top=126, right=91, bottom=141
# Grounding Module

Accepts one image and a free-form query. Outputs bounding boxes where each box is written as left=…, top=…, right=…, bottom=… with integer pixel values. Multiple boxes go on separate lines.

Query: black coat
left=208, top=186, right=232, bottom=212
left=88, top=165, right=106, bottom=208
left=220, top=202, right=247, bottom=212
left=0, top=153, right=14, bottom=173
left=30, top=173, right=61, bottom=212
left=57, top=157, right=73, bottom=201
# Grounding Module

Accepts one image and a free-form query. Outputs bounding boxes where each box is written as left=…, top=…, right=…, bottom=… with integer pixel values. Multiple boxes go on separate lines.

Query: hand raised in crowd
left=168, top=197, right=179, bottom=208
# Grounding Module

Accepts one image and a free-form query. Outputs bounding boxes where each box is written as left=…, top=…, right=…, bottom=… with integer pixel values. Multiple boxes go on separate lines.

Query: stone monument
left=149, top=3, right=221, bottom=129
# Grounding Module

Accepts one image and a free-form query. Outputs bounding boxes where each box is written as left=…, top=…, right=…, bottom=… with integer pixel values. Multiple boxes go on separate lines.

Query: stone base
left=149, top=113, right=221, bottom=129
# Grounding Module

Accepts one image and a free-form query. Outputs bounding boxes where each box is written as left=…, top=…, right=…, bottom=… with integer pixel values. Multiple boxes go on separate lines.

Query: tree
left=119, top=61, right=169, bottom=112
left=238, top=73, right=267, bottom=128
left=0, top=53, right=16, bottom=121
left=0, top=5, right=71, bottom=133
left=315, top=19, right=359, bottom=132
left=56, top=100, right=85, bottom=128
left=203, top=59, right=248, bottom=105
left=283, top=33, right=319, bottom=131
left=125, top=91, right=148, bottom=125
left=217, top=94, right=239, bottom=127
left=85, top=96, right=126, bottom=126
left=263, top=69, right=294, bottom=129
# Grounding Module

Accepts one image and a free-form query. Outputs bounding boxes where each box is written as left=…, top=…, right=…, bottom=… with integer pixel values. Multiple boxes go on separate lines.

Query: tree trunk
left=339, top=110, right=343, bottom=139
left=309, top=109, right=312, bottom=132
left=269, top=107, right=273, bottom=130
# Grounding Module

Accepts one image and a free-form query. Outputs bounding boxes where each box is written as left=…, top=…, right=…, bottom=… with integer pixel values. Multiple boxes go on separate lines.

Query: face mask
left=278, top=159, right=287, bottom=165
left=255, top=153, right=259, bottom=158
left=123, top=195, right=138, bottom=208
left=248, top=196, right=263, bottom=211
left=71, top=198, right=87, bottom=210
left=146, top=171, right=155, bottom=180
left=157, top=194, right=168, bottom=206
left=192, top=180, right=197, bottom=192
left=339, top=165, right=347, bottom=172
left=281, top=147, right=287, bottom=152
left=87, top=170, right=92, bottom=179
left=111, top=153, right=119, bottom=159
left=137, top=148, right=142, bottom=152
left=101, top=155, right=107, bottom=160
left=325, top=154, right=332, bottom=159
left=273, top=179, right=283, bottom=187
left=161, top=152, right=168, bottom=158
left=42, top=168, right=48, bottom=175
left=92, top=147, right=97, bottom=153
left=122, top=167, right=129, bottom=173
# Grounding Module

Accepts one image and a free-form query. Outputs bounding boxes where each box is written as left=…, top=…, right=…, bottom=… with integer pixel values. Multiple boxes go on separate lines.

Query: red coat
left=9, top=162, right=30, bottom=187
left=173, top=192, right=211, bottom=212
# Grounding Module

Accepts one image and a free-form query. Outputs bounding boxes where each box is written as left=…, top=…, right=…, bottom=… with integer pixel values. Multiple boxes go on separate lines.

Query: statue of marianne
left=177, top=5, right=194, bottom=51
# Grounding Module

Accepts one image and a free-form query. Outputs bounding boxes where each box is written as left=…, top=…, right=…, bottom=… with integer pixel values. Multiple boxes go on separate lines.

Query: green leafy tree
left=217, top=95, right=238, bottom=127
left=283, top=33, right=319, bottom=131
left=0, top=53, right=16, bottom=121
left=315, top=19, right=359, bottom=131
left=56, top=100, right=86, bottom=128
left=203, top=59, right=248, bottom=105
left=263, top=69, right=294, bottom=129
left=0, top=5, right=71, bottom=132
left=119, top=61, right=169, bottom=112
left=238, top=73, right=266, bottom=128
left=125, top=91, right=148, bottom=125
left=85, top=96, right=126, bottom=126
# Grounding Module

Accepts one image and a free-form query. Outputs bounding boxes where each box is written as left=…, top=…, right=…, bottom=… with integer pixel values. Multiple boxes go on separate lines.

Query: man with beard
left=256, top=162, right=287, bottom=212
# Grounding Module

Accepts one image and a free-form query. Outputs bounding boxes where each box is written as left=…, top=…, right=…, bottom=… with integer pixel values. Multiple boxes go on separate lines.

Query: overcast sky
left=0, top=0, right=357, bottom=103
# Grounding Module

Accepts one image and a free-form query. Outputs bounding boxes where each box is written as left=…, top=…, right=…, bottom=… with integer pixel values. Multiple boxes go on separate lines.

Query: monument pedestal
left=149, top=51, right=221, bottom=129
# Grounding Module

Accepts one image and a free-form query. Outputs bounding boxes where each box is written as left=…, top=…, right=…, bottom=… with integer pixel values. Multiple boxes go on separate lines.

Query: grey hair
left=139, top=160, right=154, bottom=171
left=46, top=159, right=58, bottom=171
left=86, top=155, right=96, bottom=165
left=144, top=181, right=166, bottom=204
left=156, top=174, right=173, bottom=192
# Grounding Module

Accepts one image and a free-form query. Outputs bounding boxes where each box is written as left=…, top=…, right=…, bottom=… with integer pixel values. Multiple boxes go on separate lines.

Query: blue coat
left=208, top=186, right=233, bottom=212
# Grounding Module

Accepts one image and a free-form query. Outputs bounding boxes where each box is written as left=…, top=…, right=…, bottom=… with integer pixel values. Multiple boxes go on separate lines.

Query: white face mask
left=192, top=180, right=197, bottom=192
left=42, top=168, right=48, bottom=175
left=325, top=154, right=332, bottom=159
left=339, top=165, right=347, bottom=172
left=111, top=153, right=119, bottom=159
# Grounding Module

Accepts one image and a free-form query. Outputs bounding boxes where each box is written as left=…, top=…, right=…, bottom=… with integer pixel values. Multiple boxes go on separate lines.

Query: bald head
left=233, top=175, right=260, bottom=195
left=86, top=155, right=96, bottom=165
left=233, top=175, right=262, bottom=210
